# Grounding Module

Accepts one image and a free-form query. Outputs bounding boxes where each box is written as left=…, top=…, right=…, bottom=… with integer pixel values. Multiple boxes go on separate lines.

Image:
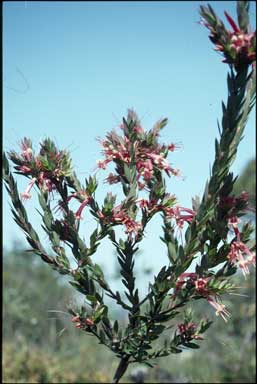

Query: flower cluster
left=178, top=321, right=203, bottom=342
left=63, top=191, right=92, bottom=220
left=94, top=115, right=196, bottom=237
left=200, top=7, right=256, bottom=68
left=228, top=241, right=256, bottom=278
left=97, top=204, right=142, bottom=239
left=8, top=138, right=72, bottom=201
left=96, top=198, right=195, bottom=239
left=219, top=191, right=256, bottom=277
left=164, top=205, right=196, bottom=229
left=137, top=193, right=176, bottom=213
left=97, top=117, right=181, bottom=191
left=220, top=191, right=249, bottom=213
left=71, top=315, right=94, bottom=329
left=175, top=273, right=231, bottom=322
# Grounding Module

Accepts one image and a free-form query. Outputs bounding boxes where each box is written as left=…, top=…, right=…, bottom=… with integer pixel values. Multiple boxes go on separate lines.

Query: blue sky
left=3, top=1, right=256, bottom=293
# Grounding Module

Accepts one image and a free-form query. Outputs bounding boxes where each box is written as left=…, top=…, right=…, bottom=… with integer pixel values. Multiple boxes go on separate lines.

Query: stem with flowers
left=2, top=2, right=256, bottom=383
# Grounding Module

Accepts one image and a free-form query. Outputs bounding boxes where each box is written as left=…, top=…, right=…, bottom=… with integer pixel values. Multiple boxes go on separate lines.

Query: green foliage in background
left=3, top=245, right=70, bottom=348
left=3, top=246, right=116, bottom=383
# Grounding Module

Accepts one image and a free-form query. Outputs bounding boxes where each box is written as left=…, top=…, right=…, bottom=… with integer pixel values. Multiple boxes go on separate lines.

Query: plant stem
left=112, top=356, right=130, bottom=383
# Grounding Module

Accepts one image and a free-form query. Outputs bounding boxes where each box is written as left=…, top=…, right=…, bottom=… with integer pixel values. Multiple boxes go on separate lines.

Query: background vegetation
left=3, top=158, right=255, bottom=383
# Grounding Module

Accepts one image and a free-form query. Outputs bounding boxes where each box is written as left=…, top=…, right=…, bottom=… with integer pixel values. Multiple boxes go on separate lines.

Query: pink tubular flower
left=175, top=273, right=230, bottom=322
left=165, top=206, right=196, bottom=228
left=123, top=217, right=142, bottom=238
left=133, top=125, right=144, bottom=135
left=224, top=11, right=240, bottom=33
left=228, top=241, right=256, bottom=277
left=223, top=13, right=256, bottom=65
left=138, top=198, right=153, bottom=209
left=224, top=11, right=255, bottom=62
left=220, top=192, right=249, bottom=219
left=97, top=210, right=107, bottom=222
left=136, top=159, right=154, bottom=181
left=202, top=10, right=256, bottom=67
left=169, top=167, right=182, bottom=177
left=178, top=322, right=196, bottom=334
left=138, top=199, right=150, bottom=210
left=178, top=322, right=203, bottom=341
left=85, top=318, right=95, bottom=326
left=53, top=167, right=62, bottom=180
left=75, top=194, right=92, bottom=220
left=96, top=159, right=110, bottom=169
left=219, top=195, right=236, bottom=209
left=207, top=296, right=231, bottom=322
left=97, top=115, right=182, bottom=187
left=195, top=277, right=209, bottom=296
left=20, top=139, right=33, bottom=161
left=105, top=173, right=120, bottom=184
left=101, top=141, right=121, bottom=161
left=66, top=193, right=78, bottom=203
left=194, top=277, right=231, bottom=322
left=148, top=153, right=171, bottom=172
left=107, top=206, right=143, bottom=238
left=228, top=215, right=240, bottom=239
left=137, top=198, right=161, bottom=215
left=168, top=142, right=181, bottom=152
left=120, top=150, right=131, bottom=163
left=229, top=33, right=256, bottom=64
left=60, top=190, right=92, bottom=220
left=175, top=272, right=198, bottom=291
left=21, top=177, right=37, bottom=201
left=18, top=165, right=31, bottom=174
left=38, top=172, right=55, bottom=193
left=56, top=193, right=78, bottom=214
left=111, top=205, right=127, bottom=223
left=97, top=205, right=127, bottom=226
left=71, top=316, right=94, bottom=329
left=100, top=136, right=132, bottom=164
left=137, top=181, right=146, bottom=190
left=176, top=273, right=210, bottom=293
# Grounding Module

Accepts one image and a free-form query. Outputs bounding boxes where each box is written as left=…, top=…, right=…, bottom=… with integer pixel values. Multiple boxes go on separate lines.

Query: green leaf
left=184, top=342, right=200, bottom=349
left=167, top=242, right=177, bottom=263
left=124, top=164, right=132, bottom=183
left=199, top=320, right=213, bottom=333
left=113, top=320, right=119, bottom=333
left=237, top=1, right=250, bottom=33
left=169, top=346, right=182, bottom=353
left=86, top=295, right=98, bottom=303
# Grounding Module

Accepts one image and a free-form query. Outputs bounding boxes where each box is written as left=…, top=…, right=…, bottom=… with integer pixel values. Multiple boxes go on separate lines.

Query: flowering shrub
left=3, top=2, right=256, bottom=383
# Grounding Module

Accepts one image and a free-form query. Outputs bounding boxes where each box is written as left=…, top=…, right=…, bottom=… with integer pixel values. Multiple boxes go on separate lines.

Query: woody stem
left=112, top=356, right=130, bottom=383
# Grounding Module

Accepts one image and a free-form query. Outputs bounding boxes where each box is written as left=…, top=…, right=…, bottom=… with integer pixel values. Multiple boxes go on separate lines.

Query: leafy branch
left=2, top=2, right=256, bottom=383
